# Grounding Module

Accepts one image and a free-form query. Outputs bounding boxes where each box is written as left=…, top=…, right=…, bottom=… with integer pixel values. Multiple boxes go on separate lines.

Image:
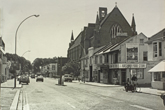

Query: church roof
left=100, top=6, right=131, bottom=28
left=69, top=31, right=82, bottom=50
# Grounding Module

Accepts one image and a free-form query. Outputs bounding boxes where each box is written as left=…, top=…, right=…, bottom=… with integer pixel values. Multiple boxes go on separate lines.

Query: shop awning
left=148, top=60, right=165, bottom=72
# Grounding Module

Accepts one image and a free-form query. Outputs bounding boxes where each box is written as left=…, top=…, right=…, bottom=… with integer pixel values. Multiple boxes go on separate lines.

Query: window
left=159, top=42, right=162, bottom=56
left=114, top=53, right=118, bottom=63
left=153, top=42, right=157, bottom=57
left=154, top=72, right=161, bottom=81
left=90, top=57, right=92, bottom=64
left=95, top=56, right=98, bottom=64
left=131, top=69, right=144, bottom=79
left=52, top=65, right=55, bottom=70
left=162, top=72, right=165, bottom=78
left=99, top=55, right=102, bottom=64
left=143, top=51, right=148, bottom=61
left=140, top=39, right=144, bottom=43
left=110, top=24, right=122, bottom=38
left=104, top=54, right=109, bottom=63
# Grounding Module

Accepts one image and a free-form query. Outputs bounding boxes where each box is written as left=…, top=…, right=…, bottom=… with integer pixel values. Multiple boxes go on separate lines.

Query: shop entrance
left=121, top=69, right=126, bottom=85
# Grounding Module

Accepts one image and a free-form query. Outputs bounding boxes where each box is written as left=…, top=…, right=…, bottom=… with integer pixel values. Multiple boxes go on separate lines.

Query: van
left=64, top=74, right=72, bottom=82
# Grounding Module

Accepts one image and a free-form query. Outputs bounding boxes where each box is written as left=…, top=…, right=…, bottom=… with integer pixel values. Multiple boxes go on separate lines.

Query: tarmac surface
left=1, top=78, right=165, bottom=110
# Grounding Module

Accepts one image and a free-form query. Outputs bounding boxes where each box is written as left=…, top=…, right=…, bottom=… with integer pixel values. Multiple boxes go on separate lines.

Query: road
left=18, top=77, right=165, bottom=110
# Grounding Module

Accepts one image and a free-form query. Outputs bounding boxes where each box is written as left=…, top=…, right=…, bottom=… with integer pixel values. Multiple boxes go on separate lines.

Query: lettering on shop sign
left=109, top=64, right=146, bottom=69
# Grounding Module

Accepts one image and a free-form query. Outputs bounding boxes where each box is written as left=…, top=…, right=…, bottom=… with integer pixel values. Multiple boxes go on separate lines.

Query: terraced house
left=67, top=4, right=138, bottom=83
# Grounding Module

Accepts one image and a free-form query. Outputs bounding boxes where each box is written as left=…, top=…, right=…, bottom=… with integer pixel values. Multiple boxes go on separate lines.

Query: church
left=67, top=4, right=138, bottom=82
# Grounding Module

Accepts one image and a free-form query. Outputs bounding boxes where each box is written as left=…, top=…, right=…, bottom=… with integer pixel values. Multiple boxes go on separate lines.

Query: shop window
left=143, top=51, right=148, bottom=61
left=154, top=72, right=161, bottom=81
left=131, top=69, right=144, bottom=79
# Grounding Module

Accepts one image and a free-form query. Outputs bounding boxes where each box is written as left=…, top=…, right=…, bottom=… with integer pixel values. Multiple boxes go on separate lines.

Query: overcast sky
left=0, top=0, right=165, bottom=63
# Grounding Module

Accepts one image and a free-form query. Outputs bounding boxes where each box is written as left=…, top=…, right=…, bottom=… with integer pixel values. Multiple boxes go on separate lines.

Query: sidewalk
left=73, top=80, right=165, bottom=96
left=0, top=79, right=22, bottom=110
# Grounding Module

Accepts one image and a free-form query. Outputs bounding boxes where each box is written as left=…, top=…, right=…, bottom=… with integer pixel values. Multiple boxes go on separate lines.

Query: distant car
left=64, top=74, right=72, bottom=82
left=19, top=75, right=30, bottom=84
left=31, top=74, right=35, bottom=78
left=36, top=75, right=44, bottom=82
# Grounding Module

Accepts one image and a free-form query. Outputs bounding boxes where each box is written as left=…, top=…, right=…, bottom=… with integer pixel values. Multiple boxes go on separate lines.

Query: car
left=36, top=75, right=44, bottom=82
left=31, top=74, right=35, bottom=78
left=19, top=75, right=30, bottom=84
left=64, top=74, right=72, bottom=82
left=17, top=75, right=21, bottom=81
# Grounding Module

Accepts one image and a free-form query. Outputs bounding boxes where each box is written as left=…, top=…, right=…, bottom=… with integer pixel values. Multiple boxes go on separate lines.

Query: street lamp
left=21, top=50, right=31, bottom=74
left=22, top=50, right=30, bottom=57
left=14, top=14, right=39, bottom=88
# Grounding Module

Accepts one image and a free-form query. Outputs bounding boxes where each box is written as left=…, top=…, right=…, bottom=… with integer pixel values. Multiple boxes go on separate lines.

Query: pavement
left=72, top=80, right=165, bottom=96
left=0, top=79, right=22, bottom=110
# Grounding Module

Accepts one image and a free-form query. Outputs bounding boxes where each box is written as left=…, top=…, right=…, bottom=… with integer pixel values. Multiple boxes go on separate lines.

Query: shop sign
left=109, top=64, right=146, bottom=69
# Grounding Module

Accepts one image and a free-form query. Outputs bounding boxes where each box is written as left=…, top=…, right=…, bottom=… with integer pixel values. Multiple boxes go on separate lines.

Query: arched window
left=110, top=24, right=122, bottom=38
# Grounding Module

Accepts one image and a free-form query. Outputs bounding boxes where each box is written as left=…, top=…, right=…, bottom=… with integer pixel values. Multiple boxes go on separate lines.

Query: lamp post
left=14, top=14, right=39, bottom=88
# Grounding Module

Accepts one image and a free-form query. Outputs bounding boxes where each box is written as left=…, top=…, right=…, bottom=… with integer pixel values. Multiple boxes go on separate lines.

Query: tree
left=62, top=61, right=80, bottom=77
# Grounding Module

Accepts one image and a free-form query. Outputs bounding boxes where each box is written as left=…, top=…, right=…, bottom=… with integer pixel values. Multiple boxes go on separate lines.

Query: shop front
left=148, top=60, right=165, bottom=90
left=109, top=63, right=146, bottom=85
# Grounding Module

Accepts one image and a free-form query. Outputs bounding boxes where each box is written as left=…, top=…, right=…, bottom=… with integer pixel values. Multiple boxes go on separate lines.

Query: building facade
left=68, top=5, right=137, bottom=81
left=147, top=28, right=165, bottom=89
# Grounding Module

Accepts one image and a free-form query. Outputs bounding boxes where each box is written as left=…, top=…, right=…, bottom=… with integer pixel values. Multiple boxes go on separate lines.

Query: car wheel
left=27, top=83, right=28, bottom=85
left=19, top=81, right=21, bottom=84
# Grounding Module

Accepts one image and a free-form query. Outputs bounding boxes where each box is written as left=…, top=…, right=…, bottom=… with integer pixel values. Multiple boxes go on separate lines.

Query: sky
left=0, top=0, right=165, bottom=63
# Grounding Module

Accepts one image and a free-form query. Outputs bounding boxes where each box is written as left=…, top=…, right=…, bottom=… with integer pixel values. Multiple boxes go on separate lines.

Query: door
left=121, top=69, right=126, bottom=85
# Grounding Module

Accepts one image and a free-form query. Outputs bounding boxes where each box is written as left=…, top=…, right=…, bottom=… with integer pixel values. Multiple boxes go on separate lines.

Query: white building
left=147, top=28, right=165, bottom=90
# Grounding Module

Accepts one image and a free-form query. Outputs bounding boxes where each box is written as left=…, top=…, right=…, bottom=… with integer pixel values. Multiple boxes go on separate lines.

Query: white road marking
left=130, top=104, right=153, bottom=110
left=67, top=103, right=76, bottom=109
left=24, top=92, right=30, bottom=110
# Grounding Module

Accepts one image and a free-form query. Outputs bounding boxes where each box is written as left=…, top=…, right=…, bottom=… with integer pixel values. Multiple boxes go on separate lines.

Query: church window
left=110, top=24, right=122, bottom=38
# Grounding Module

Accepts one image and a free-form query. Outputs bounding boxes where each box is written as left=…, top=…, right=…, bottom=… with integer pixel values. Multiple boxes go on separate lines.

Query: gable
left=100, top=7, right=133, bottom=37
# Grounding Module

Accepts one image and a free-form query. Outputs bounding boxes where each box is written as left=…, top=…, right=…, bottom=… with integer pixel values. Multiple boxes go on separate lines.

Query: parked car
left=31, top=74, right=35, bottom=78
left=19, top=75, right=30, bottom=84
left=64, top=74, right=72, bottom=82
left=36, top=75, right=44, bottom=82
left=17, top=75, right=21, bottom=81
